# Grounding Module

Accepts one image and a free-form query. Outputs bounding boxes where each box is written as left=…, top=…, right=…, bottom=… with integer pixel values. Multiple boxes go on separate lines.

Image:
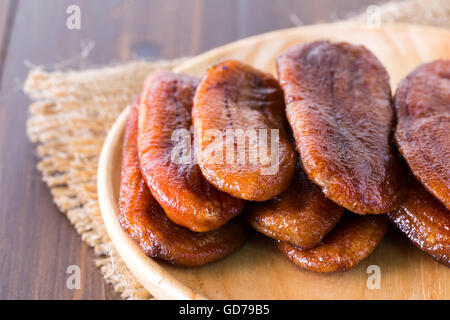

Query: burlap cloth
left=24, top=0, right=450, bottom=300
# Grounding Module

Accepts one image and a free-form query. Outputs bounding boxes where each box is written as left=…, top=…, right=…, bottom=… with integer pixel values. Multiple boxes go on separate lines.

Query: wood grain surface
left=0, top=0, right=391, bottom=300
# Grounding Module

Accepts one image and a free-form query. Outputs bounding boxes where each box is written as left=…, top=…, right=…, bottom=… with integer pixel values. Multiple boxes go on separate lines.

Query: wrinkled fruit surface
left=138, top=71, right=245, bottom=232
left=277, top=214, right=388, bottom=272
left=247, top=162, right=345, bottom=249
left=394, top=60, right=450, bottom=210
left=277, top=40, right=405, bottom=214
left=118, top=106, right=247, bottom=266
left=193, top=60, right=296, bottom=201
left=388, top=179, right=450, bottom=266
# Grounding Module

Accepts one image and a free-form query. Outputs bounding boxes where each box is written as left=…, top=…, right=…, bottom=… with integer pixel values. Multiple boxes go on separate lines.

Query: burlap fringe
left=24, top=0, right=449, bottom=300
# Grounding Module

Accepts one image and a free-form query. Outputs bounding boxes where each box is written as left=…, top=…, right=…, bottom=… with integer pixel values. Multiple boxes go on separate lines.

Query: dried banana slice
left=394, top=60, right=450, bottom=209
left=388, top=179, right=450, bottom=266
left=278, top=214, right=388, bottom=272
left=193, top=60, right=296, bottom=201
left=277, top=41, right=405, bottom=214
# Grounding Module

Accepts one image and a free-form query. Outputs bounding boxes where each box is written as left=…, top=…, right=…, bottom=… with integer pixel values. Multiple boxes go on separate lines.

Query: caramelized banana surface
left=277, top=215, right=388, bottom=272
left=388, top=180, right=450, bottom=266
left=247, top=163, right=344, bottom=249
left=138, top=71, right=245, bottom=232
left=118, top=106, right=247, bottom=266
left=394, top=60, right=450, bottom=209
left=193, top=60, right=296, bottom=201
left=277, top=41, right=404, bottom=214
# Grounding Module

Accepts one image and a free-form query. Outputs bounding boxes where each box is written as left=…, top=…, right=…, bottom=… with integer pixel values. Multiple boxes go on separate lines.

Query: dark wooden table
left=0, top=0, right=382, bottom=300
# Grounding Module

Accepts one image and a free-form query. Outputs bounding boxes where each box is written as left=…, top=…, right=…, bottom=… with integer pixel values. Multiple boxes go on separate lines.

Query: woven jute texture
left=24, top=0, right=450, bottom=300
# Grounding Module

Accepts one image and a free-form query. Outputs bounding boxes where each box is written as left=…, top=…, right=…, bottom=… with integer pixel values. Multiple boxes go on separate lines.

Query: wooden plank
left=0, top=0, right=18, bottom=81
left=0, top=0, right=127, bottom=300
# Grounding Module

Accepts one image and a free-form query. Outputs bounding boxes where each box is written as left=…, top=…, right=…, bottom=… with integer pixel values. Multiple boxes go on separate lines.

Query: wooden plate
left=98, top=22, right=450, bottom=300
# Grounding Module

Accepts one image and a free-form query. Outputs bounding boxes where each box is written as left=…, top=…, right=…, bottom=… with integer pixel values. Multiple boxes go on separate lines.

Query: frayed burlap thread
left=25, top=0, right=450, bottom=300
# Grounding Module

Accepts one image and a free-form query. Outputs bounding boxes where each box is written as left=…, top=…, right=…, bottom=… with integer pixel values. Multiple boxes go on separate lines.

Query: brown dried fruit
left=193, top=60, right=297, bottom=201
left=277, top=214, right=388, bottom=272
left=388, top=179, right=450, bottom=266
left=394, top=60, right=450, bottom=209
left=138, top=71, right=245, bottom=232
left=277, top=40, right=405, bottom=214
left=247, top=162, right=345, bottom=249
left=118, top=106, right=247, bottom=266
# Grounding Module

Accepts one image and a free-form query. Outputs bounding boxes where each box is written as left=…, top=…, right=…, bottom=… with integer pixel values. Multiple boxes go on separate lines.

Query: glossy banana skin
left=277, top=214, right=388, bottom=272
left=394, top=60, right=450, bottom=210
left=277, top=41, right=405, bottom=214
left=118, top=106, right=247, bottom=266
left=138, top=71, right=245, bottom=232
left=247, top=162, right=344, bottom=249
left=193, top=60, right=297, bottom=201
left=388, top=179, right=450, bottom=266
